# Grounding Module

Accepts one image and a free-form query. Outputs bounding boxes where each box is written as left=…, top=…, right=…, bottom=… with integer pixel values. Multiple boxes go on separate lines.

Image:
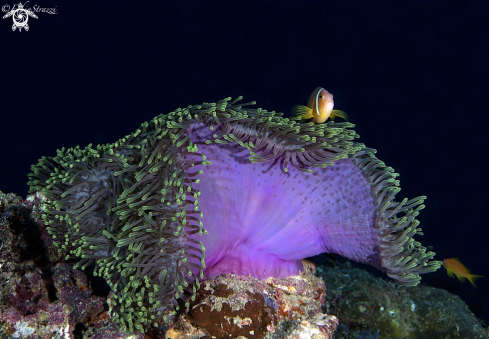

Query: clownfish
left=292, top=87, right=348, bottom=124
left=443, top=258, right=484, bottom=288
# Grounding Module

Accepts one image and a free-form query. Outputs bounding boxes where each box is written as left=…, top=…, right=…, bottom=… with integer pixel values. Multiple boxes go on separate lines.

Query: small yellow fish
left=443, top=258, right=484, bottom=287
left=292, top=87, right=348, bottom=124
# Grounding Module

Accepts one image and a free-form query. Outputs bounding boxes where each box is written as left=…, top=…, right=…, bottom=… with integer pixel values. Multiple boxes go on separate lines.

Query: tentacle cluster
left=351, top=150, right=440, bottom=285
left=28, top=95, right=440, bottom=332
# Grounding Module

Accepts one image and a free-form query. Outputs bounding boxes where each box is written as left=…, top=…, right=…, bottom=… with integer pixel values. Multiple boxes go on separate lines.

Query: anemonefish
left=443, top=258, right=484, bottom=287
left=292, top=87, right=348, bottom=124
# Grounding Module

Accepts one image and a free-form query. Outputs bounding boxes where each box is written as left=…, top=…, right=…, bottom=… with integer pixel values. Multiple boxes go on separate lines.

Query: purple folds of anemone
left=188, top=123, right=379, bottom=280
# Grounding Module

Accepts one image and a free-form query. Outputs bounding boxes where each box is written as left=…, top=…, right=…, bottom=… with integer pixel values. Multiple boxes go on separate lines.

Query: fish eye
left=319, top=96, right=322, bottom=98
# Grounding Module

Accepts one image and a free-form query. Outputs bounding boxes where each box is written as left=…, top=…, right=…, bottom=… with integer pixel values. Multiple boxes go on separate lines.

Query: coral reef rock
left=166, top=260, right=338, bottom=338
left=0, top=191, right=141, bottom=339
left=317, top=263, right=489, bottom=339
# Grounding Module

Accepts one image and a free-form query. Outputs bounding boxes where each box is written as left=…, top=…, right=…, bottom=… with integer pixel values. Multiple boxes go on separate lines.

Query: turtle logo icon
left=3, top=2, right=38, bottom=32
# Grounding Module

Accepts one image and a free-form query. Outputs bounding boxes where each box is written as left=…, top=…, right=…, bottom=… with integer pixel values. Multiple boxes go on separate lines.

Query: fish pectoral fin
left=330, top=110, right=349, bottom=121
left=446, top=270, right=455, bottom=278
left=291, top=105, right=313, bottom=120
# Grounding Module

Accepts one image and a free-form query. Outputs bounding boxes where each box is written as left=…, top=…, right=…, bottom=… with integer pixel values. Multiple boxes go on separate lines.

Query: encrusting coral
left=27, top=96, right=441, bottom=333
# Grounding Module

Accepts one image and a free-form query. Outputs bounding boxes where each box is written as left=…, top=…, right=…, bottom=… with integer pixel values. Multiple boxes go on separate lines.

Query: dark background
left=1, top=0, right=488, bottom=325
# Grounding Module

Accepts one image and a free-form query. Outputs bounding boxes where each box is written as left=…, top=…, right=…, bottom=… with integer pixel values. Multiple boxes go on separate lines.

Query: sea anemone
left=27, top=96, right=441, bottom=332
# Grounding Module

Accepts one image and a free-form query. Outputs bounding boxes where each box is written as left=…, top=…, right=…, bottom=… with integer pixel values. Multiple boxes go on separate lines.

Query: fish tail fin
left=291, top=105, right=313, bottom=120
left=330, top=110, right=349, bottom=121
left=468, top=274, right=484, bottom=288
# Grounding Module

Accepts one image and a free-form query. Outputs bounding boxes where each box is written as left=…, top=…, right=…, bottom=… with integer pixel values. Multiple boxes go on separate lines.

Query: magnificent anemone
left=28, top=96, right=441, bottom=332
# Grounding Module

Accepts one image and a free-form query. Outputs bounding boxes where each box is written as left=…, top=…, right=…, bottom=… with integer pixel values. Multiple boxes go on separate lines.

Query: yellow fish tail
left=330, top=110, right=349, bottom=121
left=468, top=274, right=484, bottom=288
left=291, top=105, right=313, bottom=120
